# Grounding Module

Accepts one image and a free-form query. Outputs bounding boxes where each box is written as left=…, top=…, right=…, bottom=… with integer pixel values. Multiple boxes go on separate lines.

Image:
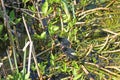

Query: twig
left=22, top=16, right=32, bottom=41
left=13, top=26, right=20, bottom=50
left=1, top=0, right=19, bottom=73
left=102, top=29, right=118, bottom=35
left=98, top=55, right=108, bottom=61
left=22, top=15, right=32, bottom=74
left=22, top=15, right=41, bottom=79
left=98, top=35, right=110, bottom=52
left=27, top=42, right=33, bottom=74
left=6, top=48, right=14, bottom=71
left=5, top=5, right=40, bottom=21
left=75, top=22, right=85, bottom=25
left=85, top=62, right=120, bottom=77
left=0, top=63, right=3, bottom=68
left=36, top=44, right=60, bottom=57
left=59, top=9, right=64, bottom=31
left=105, top=66, right=120, bottom=72
left=1, top=47, right=12, bottom=61
left=85, top=45, right=93, bottom=57
left=77, top=8, right=109, bottom=20
left=105, top=0, right=116, bottom=8
left=22, top=41, right=30, bottom=51
left=77, top=7, right=109, bottom=17
left=36, top=48, right=51, bottom=57
left=101, top=49, right=120, bottom=54
left=32, top=0, right=44, bottom=29
left=81, top=65, right=94, bottom=80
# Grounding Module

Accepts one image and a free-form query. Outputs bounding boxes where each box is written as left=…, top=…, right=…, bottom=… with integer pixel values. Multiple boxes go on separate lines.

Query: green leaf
left=28, top=5, right=36, bottom=12
left=50, top=54, right=55, bottom=66
left=6, top=75, right=14, bottom=79
left=48, top=0, right=61, bottom=4
left=0, top=34, right=8, bottom=41
left=51, top=60, right=55, bottom=66
left=63, top=63, right=67, bottom=72
left=53, top=26, right=59, bottom=31
left=80, top=0, right=87, bottom=6
left=47, top=7, right=54, bottom=15
left=50, top=53, right=55, bottom=60
left=15, top=18, right=21, bottom=24
left=4, top=34, right=8, bottom=41
left=72, top=61, right=79, bottom=69
left=25, top=73, right=30, bottom=80
left=73, top=69, right=77, bottom=76
left=38, top=63, right=46, bottom=74
left=33, top=34, right=41, bottom=39
left=49, top=25, right=59, bottom=35
left=33, top=32, right=46, bottom=40
left=40, top=31, right=46, bottom=39
left=31, top=64, right=36, bottom=71
left=48, top=0, right=54, bottom=4
left=50, top=25, right=59, bottom=31
left=10, top=10, right=15, bottom=21
left=100, top=0, right=106, bottom=3
left=42, top=1, right=48, bottom=15
left=73, top=72, right=83, bottom=80
left=61, top=0, right=71, bottom=22
left=22, top=0, right=29, bottom=3
left=0, top=25, right=3, bottom=34
left=54, top=0, right=61, bottom=3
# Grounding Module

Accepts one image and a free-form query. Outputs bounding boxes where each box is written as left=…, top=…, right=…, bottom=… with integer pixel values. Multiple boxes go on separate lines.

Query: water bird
left=54, top=35, right=71, bottom=48
left=61, top=46, right=78, bottom=60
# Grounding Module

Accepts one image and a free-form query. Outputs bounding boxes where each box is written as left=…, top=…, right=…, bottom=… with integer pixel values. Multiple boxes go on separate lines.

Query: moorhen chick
left=54, top=35, right=71, bottom=48
left=61, top=46, right=78, bottom=60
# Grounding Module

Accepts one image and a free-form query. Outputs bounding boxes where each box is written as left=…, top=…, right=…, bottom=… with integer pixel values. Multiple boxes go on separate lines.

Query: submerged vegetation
left=0, top=0, right=120, bottom=80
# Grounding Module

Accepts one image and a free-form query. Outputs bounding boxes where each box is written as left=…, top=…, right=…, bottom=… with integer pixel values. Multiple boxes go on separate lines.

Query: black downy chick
left=61, top=46, right=78, bottom=60
left=54, top=35, right=71, bottom=48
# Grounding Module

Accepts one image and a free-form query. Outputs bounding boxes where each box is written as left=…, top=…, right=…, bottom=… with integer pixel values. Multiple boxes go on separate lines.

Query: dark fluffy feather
left=55, top=35, right=71, bottom=47
left=62, top=47, right=77, bottom=59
